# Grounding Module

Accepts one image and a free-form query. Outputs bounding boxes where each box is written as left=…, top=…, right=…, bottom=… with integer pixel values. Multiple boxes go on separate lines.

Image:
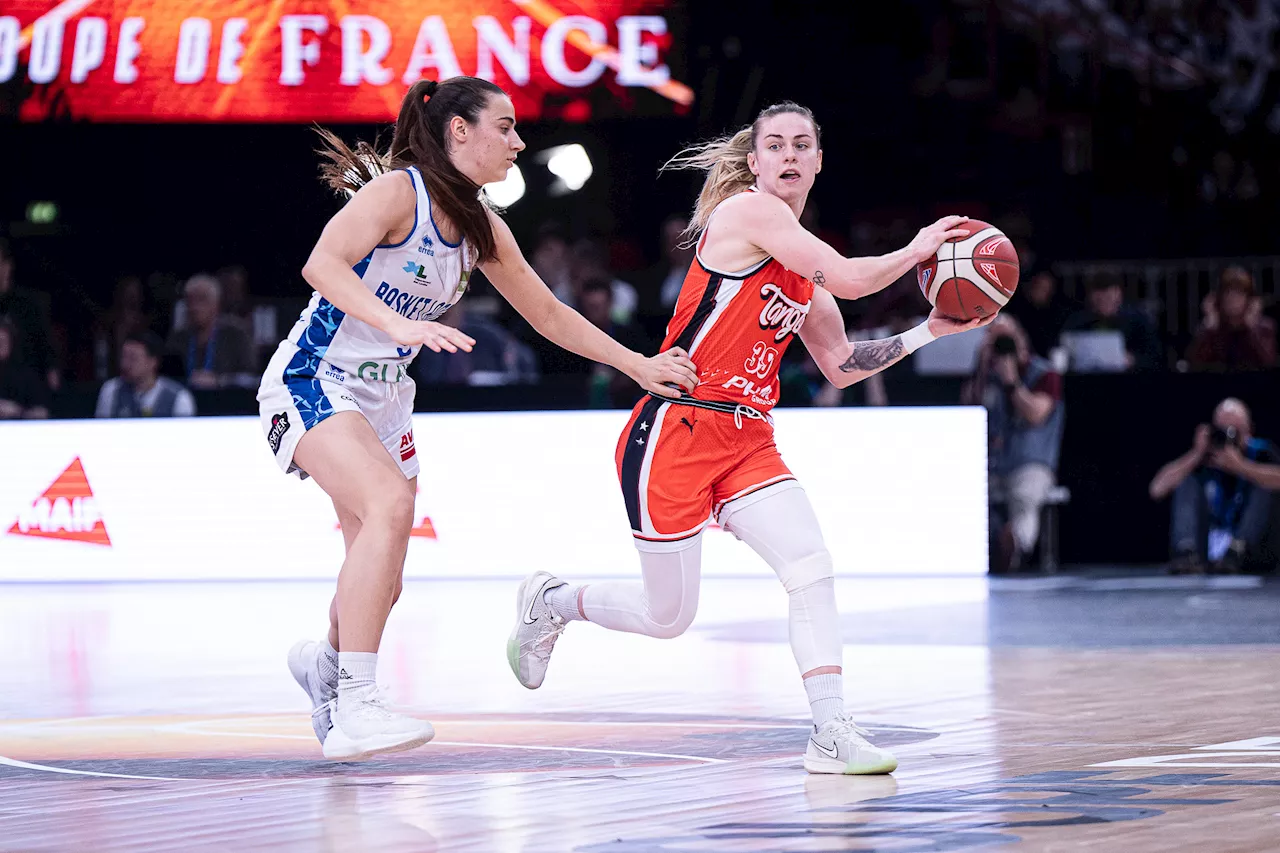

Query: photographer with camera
left=1149, top=398, right=1278, bottom=574
left=963, top=315, right=1066, bottom=573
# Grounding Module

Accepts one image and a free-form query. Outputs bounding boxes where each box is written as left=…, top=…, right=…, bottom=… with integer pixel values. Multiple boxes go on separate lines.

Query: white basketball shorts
left=256, top=341, right=420, bottom=481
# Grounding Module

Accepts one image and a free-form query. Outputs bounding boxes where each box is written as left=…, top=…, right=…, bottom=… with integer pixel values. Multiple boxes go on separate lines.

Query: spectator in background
left=217, top=263, right=277, bottom=365
left=166, top=274, right=256, bottom=389
left=1007, top=269, right=1076, bottom=359
left=96, top=331, right=196, bottom=418
left=644, top=214, right=696, bottom=315
left=413, top=298, right=538, bottom=386
left=577, top=276, right=650, bottom=407
left=1061, top=271, right=1164, bottom=370
left=0, top=320, right=50, bottom=419
left=92, top=274, right=152, bottom=381
left=216, top=264, right=253, bottom=332
left=1186, top=266, right=1277, bottom=371
left=1150, top=398, right=1276, bottom=574
left=0, top=238, right=59, bottom=392
left=963, top=315, right=1065, bottom=573
left=529, top=224, right=573, bottom=305
left=570, top=238, right=638, bottom=325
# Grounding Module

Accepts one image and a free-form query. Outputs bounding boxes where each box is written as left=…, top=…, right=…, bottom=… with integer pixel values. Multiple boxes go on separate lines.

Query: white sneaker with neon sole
left=321, top=687, right=435, bottom=761
left=507, top=571, right=568, bottom=690
left=803, top=715, right=898, bottom=775
left=287, top=639, right=336, bottom=745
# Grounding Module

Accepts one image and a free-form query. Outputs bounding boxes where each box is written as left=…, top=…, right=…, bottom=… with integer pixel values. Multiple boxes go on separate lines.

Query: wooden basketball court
left=2, top=575, right=1277, bottom=852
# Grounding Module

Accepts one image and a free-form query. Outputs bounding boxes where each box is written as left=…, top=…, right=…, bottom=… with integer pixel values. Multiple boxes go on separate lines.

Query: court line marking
left=0, top=717, right=824, bottom=733
left=430, top=741, right=729, bottom=764
left=0, top=754, right=191, bottom=782
left=153, top=723, right=731, bottom=765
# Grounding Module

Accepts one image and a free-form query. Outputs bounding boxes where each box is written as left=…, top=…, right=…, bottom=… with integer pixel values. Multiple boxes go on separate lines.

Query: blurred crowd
left=2, top=208, right=1278, bottom=421
left=914, top=0, right=1280, bottom=255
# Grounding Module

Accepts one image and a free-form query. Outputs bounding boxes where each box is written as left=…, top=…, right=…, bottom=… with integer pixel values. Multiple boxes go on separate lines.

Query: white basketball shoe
left=287, top=639, right=336, bottom=745
left=804, top=715, right=898, bottom=775
left=507, top=571, right=568, bottom=689
left=322, top=686, right=436, bottom=760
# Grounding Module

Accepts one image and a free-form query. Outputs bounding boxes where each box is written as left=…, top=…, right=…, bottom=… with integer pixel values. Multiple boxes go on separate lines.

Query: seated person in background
left=413, top=296, right=538, bottom=386
left=1060, top=271, right=1163, bottom=371
left=1149, top=398, right=1277, bottom=574
left=1007, top=269, right=1076, bottom=359
left=96, top=331, right=196, bottom=418
left=0, top=319, right=50, bottom=419
left=569, top=239, right=639, bottom=326
left=166, top=274, right=256, bottom=389
left=962, top=315, right=1065, bottom=573
left=1185, top=266, right=1277, bottom=371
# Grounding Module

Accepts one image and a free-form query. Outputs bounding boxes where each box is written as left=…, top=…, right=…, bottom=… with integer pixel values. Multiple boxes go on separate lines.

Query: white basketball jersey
left=286, top=166, right=474, bottom=377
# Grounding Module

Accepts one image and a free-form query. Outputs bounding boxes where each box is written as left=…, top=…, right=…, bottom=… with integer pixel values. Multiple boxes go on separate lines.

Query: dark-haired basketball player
left=262, top=76, right=699, bottom=760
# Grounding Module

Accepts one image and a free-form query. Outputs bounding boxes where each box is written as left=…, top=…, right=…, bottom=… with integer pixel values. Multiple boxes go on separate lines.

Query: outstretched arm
left=800, top=286, right=993, bottom=388
left=479, top=211, right=699, bottom=398
left=712, top=193, right=969, bottom=300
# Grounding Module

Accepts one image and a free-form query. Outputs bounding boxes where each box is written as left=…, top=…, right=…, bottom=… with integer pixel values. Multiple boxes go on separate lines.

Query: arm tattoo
left=839, top=336, right=905, bottom=373
left=812, top=270, right=826, bottom=286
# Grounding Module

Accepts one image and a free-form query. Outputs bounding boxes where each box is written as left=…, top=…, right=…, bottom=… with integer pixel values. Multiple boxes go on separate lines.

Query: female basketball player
left=509, top=102, right=996, bottom=775
left=261, top=77, right=699, bottom=760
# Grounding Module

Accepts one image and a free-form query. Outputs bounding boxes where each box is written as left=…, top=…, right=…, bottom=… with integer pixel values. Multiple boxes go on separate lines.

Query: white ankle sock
left=804, top=673, right=845, bottom=728
left=319, top=638, right=340, bottom=686
left=545, top=584, right=583, bottom=622
left=337, top=652, right=377, bottom=700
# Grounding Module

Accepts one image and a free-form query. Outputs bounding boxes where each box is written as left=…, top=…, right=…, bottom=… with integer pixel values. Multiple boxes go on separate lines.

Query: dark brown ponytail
left=316, top=77, right=507, bottom=263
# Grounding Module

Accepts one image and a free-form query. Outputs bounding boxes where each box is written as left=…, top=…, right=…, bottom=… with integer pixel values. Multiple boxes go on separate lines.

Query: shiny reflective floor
left=2, top=574, right=1278, bottom=852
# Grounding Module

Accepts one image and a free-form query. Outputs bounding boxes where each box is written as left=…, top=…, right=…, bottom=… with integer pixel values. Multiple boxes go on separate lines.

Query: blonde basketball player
left=260, top=77, right=698, bottom=760
left=509, top=102, right=995, bottom=774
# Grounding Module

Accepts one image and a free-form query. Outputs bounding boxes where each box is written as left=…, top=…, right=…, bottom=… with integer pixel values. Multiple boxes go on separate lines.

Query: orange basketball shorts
left=615, top=396, right=799, bottom=551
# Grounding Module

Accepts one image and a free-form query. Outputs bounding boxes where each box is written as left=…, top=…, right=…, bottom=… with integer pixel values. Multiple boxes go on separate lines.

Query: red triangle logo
left=7, top=457, right=112, bottom=547
left=409, top=517, right=437, bottom=539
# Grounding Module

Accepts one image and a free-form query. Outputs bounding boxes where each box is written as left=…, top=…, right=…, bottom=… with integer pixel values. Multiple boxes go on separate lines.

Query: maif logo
left=7, top=457, right=112, bottom=547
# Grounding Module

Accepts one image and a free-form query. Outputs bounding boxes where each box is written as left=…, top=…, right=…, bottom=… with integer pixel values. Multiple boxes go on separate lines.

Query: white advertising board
left=0, top=408, right=988, bottom=581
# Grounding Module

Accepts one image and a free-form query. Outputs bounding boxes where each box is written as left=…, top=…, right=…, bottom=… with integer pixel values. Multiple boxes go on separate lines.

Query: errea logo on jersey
left=758, top=282, right=810, bottom=343
left=419, top=232, right=435, bottom=257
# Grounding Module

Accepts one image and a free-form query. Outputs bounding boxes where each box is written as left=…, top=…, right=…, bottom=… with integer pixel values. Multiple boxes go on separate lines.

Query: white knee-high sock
left=575, top=542, right=702, bottom=639
left=787, top=575, right=843, bottom=675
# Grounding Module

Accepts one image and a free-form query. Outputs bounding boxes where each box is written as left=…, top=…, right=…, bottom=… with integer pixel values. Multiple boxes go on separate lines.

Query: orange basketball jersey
left=660, top=192, right=815, bottom=413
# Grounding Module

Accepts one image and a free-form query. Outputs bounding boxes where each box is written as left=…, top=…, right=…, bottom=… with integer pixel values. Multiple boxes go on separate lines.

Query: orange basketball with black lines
left=916, top=220, right=1020, bottom=321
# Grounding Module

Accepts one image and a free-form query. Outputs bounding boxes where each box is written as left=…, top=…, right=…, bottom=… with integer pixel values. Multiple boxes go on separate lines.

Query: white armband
left=899, top=321, right=936, bottom=355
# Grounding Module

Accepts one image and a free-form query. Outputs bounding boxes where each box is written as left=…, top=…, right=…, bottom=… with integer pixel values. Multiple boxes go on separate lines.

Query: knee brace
left=777, top=549, right=835, bottom=595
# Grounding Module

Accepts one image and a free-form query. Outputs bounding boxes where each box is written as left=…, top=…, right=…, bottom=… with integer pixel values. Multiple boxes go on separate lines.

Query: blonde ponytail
left=659, top=127, right=755, bottom=246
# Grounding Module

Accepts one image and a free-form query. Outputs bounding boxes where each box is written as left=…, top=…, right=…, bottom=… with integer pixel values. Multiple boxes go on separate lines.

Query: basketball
left=916, top=220, right=1020, bottom=321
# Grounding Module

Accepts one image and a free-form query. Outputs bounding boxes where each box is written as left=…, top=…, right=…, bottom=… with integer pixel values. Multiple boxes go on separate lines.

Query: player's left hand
left=925, top=306, right=998, bottom=338
left=631, top=347, right=699, bottom=398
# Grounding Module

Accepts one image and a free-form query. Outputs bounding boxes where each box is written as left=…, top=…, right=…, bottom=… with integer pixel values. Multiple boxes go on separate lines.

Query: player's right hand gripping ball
left=916, top=220, right=1020, bottom=321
